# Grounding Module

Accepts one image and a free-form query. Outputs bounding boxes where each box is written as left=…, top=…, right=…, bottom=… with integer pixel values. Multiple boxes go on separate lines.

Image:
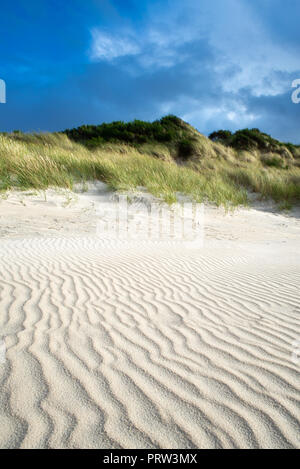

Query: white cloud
left=90, top=29, right=140, bottom=61
left=88, top=0, right=300, bottom=130
left=89, top=25, right=192, bottom=68
left=89, top=3, right=204, bottom=68
left=205, top=0, right=300, bottom=97
left=90, top=0, right=300, bottom=99
left=182, top=101, right=259, bottom=128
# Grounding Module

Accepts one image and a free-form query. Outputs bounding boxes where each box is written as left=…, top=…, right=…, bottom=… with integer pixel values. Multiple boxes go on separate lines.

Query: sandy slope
left=0, top=185, right=299, bottom=449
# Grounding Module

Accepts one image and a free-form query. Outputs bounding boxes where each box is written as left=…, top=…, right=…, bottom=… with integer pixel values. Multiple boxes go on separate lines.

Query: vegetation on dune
left=209, top=128, right=300, bottom=158
left=63, top=115, right=203, bottom=161
left=64, top=115, right=186, bottom=145
left=1, top=116, right=300, bottom=209
left=0, top=132, right=247, bottom=207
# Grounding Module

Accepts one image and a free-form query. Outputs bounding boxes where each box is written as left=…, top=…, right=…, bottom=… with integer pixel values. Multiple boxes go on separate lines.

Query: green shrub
left=208, top=130, right=232, bottom=144
left=261, top=155, right=286, bottom=168
left=64, top=115, right=189, bottom=148
left=209, top=127, right=300, bottom=156
left=177, top=139, right=195, bottom=159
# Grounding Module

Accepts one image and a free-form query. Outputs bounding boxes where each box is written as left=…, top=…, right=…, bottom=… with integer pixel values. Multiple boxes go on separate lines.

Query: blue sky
left=0, top=0, right=299, bottom=142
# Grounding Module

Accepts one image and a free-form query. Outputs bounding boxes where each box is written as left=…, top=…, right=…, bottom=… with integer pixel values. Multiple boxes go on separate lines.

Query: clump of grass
left=92, top=152, right=248, bottom=207
left=137, top=142, right=172, bottom=161
left=224, top=166, right=300, bottom=204
left=261, top=153, right=288, bottom=169
left=278, top=201, right=292, bottom=211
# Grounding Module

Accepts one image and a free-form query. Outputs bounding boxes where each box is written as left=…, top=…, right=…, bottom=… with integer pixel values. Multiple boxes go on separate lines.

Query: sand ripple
left=0, top=237, right=299, bottom=448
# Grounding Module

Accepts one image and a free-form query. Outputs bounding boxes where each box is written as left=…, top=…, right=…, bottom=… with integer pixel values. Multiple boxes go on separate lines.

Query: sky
left=0, top=0, right=300, bottom=142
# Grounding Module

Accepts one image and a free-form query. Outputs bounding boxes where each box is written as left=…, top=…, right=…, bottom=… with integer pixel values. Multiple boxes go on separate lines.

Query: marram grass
left=0, top=131, right=299, bottom=208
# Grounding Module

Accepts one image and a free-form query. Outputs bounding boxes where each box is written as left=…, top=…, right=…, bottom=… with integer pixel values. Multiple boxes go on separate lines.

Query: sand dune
left=0, top=186, right=299, bottom=448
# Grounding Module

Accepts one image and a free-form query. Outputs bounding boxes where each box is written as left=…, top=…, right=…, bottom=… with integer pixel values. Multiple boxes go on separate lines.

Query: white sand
left=0, top=184, right=299, bottom=449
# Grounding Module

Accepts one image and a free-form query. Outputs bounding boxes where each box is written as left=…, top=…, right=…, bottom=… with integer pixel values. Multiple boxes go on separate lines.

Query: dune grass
left=0, top=129, right=299, bottom=209
left=223, top=166, right=300, bottom=204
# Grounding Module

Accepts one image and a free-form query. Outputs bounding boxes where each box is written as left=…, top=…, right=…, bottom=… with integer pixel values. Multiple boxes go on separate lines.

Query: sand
left=0, top=184, right=299, bottom=449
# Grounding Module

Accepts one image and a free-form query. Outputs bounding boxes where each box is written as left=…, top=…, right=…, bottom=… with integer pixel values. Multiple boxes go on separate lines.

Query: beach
left=0, top=186, right=299, bottom=448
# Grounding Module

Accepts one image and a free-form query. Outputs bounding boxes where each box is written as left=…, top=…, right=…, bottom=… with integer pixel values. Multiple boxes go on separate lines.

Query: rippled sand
left=0, top=186, right=299, bottom=448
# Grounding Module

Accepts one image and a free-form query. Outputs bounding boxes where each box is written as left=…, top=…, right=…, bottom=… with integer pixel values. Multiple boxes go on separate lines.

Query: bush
left=209, top=127, right=300, bottom=155
left=209, top=130, right=232, bottom=144
left=64, top=115, right=186, bottom=147
left=177, top=139, right=195, bottom=159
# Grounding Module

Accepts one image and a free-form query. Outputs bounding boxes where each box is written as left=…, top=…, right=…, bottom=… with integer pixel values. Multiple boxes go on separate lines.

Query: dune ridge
left=0, top=233, right=299, bottom=449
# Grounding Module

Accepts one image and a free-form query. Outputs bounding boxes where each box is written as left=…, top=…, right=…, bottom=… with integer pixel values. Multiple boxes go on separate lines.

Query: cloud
left=89, top=26, right=186, bottom=68
left=90, top=29, right=140, bottom=61
left=89, top=2, right=209, bottom=69
left=1, top=0, right=300, bottom=142
left=89, top=0, right=300, bottom=97
left=180, top=0, right=300, bottom=98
